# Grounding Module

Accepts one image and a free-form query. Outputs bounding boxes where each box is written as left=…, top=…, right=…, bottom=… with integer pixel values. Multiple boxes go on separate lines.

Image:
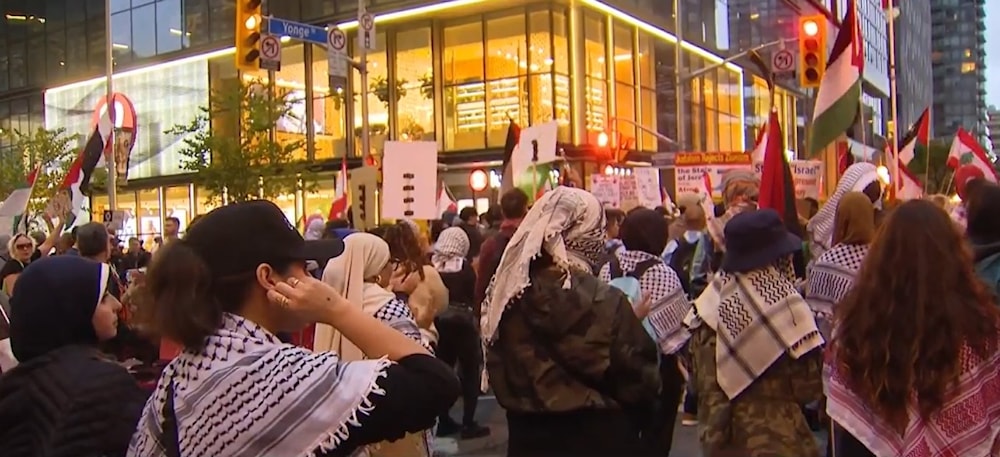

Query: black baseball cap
left=183, top=200, right=344, bottom=278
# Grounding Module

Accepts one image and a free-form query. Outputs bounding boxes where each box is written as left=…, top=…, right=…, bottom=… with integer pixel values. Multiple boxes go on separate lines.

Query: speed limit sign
left=771, top=49, right=796, bottom=78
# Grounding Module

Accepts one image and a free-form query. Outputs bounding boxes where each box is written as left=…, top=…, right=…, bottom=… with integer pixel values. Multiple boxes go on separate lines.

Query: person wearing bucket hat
left=129, top=200, right=459, bottom=457
left=682, top=209, right=825, bottom=457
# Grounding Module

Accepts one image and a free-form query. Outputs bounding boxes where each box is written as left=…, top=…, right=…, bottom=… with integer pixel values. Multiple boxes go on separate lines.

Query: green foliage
left=166, top=79, right=318, bottom=206
left=907, top=139, right=951, bottom=194
left=0, top=127, right=79, bottom=217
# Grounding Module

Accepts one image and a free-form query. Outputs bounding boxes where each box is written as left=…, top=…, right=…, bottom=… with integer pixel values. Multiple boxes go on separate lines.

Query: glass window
left=194, top=187, right=219, bottom=215
left=352, top=31, right=387, bottom=155
left=9, top=41, right=25, bottom=89
left=312, top=44, right=347, bottom=160
left=208, top=0, right=235, bottom=43
left=272, top=192, right=296, bottom=226
left=184, top=0, right=210, bottom=48
left=88, top=18, right=105, bottom=72
left=163, top=186, right=191, bottom=234
left=113, top=191, right=139, bottom=243
left=132, top=5, right=157, bottom=58
left=111, top=11, right=132, bottom=64
left=157, top=0, right=185, bottom=54
left=551, top=10, right=570, bottom=142
left=395, top=27, right=434, bottom=142
left=28, top=34, right=45, bottom=86
left=528, top=11, right=551, bottom=74
left=304, top=178, right=336, bottom=221
left=110, top=0, right=131, bottom=13
left=615, top=83, right=636, bottom=147
left=584, top=15, right=607, bottom=140
left=443, top=20, right=485, bottom=151
left=0, top=48, right=8, bottom=92
left=486, top=13, right=528, bottom=147
left=47, top=28, right=67, bottom=82
left=639, top=88, right=656, bottom=151
left=65, top=24, right=87, bottom=76
left=613, top=25, right=634, bottom=85
left=91, top=195, right=110, bottom=223
left=638, top=34, right=654, bottom=89
left=583, top=15, right=605, bottom=78
left=137, top=188, right=161, bottom=244
left=551, top=9, right=569, bottom=75
left=266, top=44, right=308, bottom=161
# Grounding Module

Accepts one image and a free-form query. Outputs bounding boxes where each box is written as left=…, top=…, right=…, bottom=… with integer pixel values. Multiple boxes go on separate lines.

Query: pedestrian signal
left=798, top=15, right=826, bottom=89
left=235, top=0, right=263, bottom=72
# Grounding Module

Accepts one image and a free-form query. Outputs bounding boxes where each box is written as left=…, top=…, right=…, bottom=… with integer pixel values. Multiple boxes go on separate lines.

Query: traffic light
left=235, top=0, right=263, bottom=72
left=798, top=15, right=827, bottom=88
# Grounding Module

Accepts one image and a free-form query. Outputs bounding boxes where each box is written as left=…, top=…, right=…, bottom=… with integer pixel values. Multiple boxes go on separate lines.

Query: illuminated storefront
left=43, top=0, right=751, bottom=238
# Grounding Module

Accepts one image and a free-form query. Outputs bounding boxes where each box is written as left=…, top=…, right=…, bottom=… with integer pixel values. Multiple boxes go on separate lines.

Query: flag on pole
left=838, top=143, right=856, bottom=176
left=436, top=181, right=458, bottom=218
left=0, top=167, right=39, bottom=235
left=60, top=154, right=87, bottom=229
left=947, top=128, right=998, bottom=183
left=748, top=50, right=776, bottom=163
left=885, top=145, right=923, bottom=200
left=700, top=172, right=715, bottom=220
left=328, top=156, right=349, bottom=220
left=79, top=105, right=114, bottom=196
left=499, top=119, right=520, bottom=198
left=808, top=0, right=864, bottom=158
left=897, top=108, right=930, bottom=165
left=758, top=109, right=802, bottom=235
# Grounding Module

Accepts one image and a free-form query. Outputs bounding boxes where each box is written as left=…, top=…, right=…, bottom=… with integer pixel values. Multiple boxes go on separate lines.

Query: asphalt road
left=434, top=396, right=828, bottom=457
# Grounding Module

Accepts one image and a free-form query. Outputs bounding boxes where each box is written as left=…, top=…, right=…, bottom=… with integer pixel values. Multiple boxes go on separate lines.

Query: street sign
left=259, top=35, right=281, bottom=71
left=652, top=152, right=676, bottom=169
left=265, top=17, right=328, bottom=45
left=772, top=49, right=796, bottom=79
left=327, top=26, right=349, bottom=91
left=359, top=12, right=376, bottom=51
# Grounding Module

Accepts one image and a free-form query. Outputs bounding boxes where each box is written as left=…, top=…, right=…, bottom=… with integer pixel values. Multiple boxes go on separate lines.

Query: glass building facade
left=3, top=0, right=754, bottom=239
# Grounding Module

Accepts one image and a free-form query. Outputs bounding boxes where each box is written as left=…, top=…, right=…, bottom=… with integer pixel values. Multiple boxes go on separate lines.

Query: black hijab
left=9, top=256, right=111, bottom=362
left=620, top=208, right=669, bottom=256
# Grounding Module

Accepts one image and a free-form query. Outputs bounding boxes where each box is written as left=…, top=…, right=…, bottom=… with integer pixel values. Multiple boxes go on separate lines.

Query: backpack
left=607, top=256, right=662, bottom=304
left=668, top=237, right=699, bottom=295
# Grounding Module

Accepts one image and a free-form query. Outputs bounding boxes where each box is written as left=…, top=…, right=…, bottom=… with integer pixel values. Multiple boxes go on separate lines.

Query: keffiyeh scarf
left=431, top=227, right=469, bottom=274
left=807, top=163, right=878, bottom=259
left=128, top=314, right=391, bottom=457
left=683, top=260, right=823, bottom=399
left=481, top=187, right=605, bottom=345
left=805, top=243, right=868, bottom=340
left=826, top=337, right=1000, bottom=457
left=598, top=250, right=691, bottom=354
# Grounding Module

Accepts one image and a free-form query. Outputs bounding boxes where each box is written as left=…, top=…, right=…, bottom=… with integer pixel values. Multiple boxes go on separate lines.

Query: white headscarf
left=807, top=163, right=879, bottom=259
left=481, top=187, right=605, bottom=344
left=318, top=233, right=397, bottom=360
left=304, top=218, right=324, bottom=241
left=432, top=227, right=469, bottom=273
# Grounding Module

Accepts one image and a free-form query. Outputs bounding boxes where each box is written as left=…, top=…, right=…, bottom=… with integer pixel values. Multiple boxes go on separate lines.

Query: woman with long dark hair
left=827, top=200, right=1000, bottom=456
left=379, top=222, right=447, bottom=348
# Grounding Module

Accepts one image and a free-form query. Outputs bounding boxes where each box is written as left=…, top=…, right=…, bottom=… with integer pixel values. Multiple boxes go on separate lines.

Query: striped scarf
left=805, top=243, right=868, bottom=340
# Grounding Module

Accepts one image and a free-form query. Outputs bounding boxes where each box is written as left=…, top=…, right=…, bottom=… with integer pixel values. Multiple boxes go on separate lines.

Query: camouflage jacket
left=690, top=326, right=824, bottom=457
left=487, top=268, right=660, bottom=416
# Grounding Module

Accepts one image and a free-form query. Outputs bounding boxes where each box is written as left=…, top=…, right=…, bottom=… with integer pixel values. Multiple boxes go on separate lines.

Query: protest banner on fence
left=753, top=160, right=824, bottom=200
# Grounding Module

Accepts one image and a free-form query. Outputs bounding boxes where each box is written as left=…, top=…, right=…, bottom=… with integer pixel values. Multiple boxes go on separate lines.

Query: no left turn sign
left=260, top=35, right=281, bottom=60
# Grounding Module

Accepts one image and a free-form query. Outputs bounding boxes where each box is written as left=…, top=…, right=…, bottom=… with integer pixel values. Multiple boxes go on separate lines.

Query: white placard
left=589, top=174, right=621, bottom=209
left=633, top=167, right=662, bottom=209
left=512, top=121, right=559, bottom=189
left=382, top=141, right=438, bottom=220
left=752, top=159, right=824, bottom=200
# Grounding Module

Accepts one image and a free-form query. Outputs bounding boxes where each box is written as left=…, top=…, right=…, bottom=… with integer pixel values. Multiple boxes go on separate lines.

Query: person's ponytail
left=137, top=240, right=221, bottom=349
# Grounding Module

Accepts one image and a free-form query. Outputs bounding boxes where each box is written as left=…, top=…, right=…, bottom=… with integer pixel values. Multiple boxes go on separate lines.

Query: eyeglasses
left=14, top=243, right=32, bottom=250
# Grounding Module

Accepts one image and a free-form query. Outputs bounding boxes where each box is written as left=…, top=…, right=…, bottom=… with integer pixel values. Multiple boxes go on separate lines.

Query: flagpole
left=105, top=0, right=118, bottom=211
left=885, top=3, right=901, bottom=200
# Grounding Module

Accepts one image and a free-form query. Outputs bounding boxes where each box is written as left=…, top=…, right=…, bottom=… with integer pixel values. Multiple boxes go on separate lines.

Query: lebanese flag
left=898, top=108, right=930, bottom=165
left=0, top=167, right=39, bottom=234
left=808, top=0, right=864, bottom=158
left=328, top=157, right=349, bottom=220
left=947, top=128, right=998, bottom=182
left=436, top=181, right=457, bottom=218
left=700, top=172, right=715, bottom=220
left=758, top=109, right=802, bottom=235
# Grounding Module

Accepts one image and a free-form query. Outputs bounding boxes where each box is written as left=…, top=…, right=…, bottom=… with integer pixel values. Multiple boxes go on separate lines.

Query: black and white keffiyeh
left=805, top=243, right=868, bottom=340
left=128, top=314, right=391, bottom=457
left=599, top=249, right=691, bottom=354
left=806, top=163, right=878, bottom=259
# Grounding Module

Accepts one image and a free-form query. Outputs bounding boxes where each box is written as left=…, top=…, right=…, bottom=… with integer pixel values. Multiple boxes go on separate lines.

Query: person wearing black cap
left=682, top=209, right=825, bottom=457
left=129, top=200, right=459, bottom=457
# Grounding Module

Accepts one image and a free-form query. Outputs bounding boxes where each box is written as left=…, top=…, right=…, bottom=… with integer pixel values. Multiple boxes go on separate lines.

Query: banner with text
left=589, top=174, right=621, bottom=208
left=674, top=152, right=752, bottom=200
left=752, top=160, right=824, bottom=200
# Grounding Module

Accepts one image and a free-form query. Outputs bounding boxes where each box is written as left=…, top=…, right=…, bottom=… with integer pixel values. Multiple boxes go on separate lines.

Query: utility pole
left=104, top=0, right=117, bottom=210
left=673, top=0, right=685, bottom=150
left=357, top=0, right=371, bottom=163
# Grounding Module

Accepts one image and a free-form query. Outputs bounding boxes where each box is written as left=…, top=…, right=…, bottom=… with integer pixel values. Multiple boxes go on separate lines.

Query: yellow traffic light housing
left=798, top=15, right=827, bottom=88
left=235, top=0, right=263, bottom=72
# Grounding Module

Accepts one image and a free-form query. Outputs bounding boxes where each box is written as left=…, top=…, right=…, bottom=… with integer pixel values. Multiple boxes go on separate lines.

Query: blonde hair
left=7, top=233, right=35, bottom=256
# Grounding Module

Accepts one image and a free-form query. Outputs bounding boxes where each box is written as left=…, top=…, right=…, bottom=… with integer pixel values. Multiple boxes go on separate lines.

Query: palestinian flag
left=516, top=162, right=555, bottom=203
left=758, top=109, right=801, bottom=236
left=79, top=105, right=114, bottom=195
left=499, top=119, right=520, bottom=198
left=0, top=167, right=39, bottom=235
left=884, top=145, right=923, bottom=201
left=436, top=181, right=457, bottom=218
left=807, top=0, right=864, bottom=158
left=898, top=108, right=930, bottom=165
left=60, top=155, right=88, bottom=229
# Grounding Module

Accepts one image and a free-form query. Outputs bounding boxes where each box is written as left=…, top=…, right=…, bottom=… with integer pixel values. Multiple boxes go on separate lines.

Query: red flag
left=328, top=156, right=349, bottom=220
left=758, top=109, right=802, bottom=236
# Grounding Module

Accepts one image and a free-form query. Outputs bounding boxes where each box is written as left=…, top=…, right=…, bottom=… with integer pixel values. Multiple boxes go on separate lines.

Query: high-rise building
left=931, top=0, right=988, bottom=144
left=987, top=106, right=1000, bottom=156
left=893, top=0, right=933, bottom=134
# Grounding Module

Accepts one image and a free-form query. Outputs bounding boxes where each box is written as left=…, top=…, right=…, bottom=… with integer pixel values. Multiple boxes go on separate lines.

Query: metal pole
left=358, top=0, right=371, bottom=164
left=105, top=0, right=117, bottom=210
left=886, top=4, right=901, bottom=198
left=673, top=0, right=685, bottom=149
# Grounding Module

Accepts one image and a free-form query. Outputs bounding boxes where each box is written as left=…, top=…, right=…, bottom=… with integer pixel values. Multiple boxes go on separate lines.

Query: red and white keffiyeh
left=826, top=340, right=1000, bottom=457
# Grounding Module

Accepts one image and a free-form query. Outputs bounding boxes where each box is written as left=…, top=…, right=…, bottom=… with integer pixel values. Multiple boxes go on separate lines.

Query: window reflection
left=352, top=31, right=388, bottom=156
left=163, top=186, right=191, bottom=234
left=131, top=5, right=157, bottom=58
left=311, top=44, right=347, bottom=159
left=184, top=0, right=210, bottom=48
left=443, top=21, right=485, bottom=151
left=111, top=0, right=131, bottom=13
left=395, top=27, right=434, bottom=142
left=137, top=188, right=161, bottom=244
left=485, top=14, right=528, bottom=147
left=156, top=0, right=185, bottom=54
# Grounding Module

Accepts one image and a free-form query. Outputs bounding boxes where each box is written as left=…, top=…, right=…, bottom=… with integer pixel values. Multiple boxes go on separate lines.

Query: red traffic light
left=802, top=20, right=819, bottom=37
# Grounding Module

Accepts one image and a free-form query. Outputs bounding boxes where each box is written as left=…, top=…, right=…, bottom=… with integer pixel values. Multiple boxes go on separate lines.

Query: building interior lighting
left=169, top=28, right=192, bottom=36
left=5, top=14, right=44, bottom=23
left=336, top=0, right=486, bottom=30
left=112, top=43, right=130, bottom=50
left=46, top=47, right=235, bottom=94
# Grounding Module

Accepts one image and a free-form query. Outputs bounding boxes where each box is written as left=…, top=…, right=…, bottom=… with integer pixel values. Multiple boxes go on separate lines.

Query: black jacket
left=0, top=345, right=148, bottom=457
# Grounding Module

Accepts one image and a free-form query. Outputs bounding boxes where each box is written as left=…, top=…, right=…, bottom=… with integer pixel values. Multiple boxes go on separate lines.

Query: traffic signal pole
left=357, top=0, right=371, bottom=164
left=885, top=5, right=901, bottom=198
left=104, top=0, right=118, bottom=211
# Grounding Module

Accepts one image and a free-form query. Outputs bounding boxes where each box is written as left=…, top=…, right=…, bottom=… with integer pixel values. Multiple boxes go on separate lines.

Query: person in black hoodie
left=0, top=255, right=148, bottom=457
left=965, top=182, right=1000, bottom=294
